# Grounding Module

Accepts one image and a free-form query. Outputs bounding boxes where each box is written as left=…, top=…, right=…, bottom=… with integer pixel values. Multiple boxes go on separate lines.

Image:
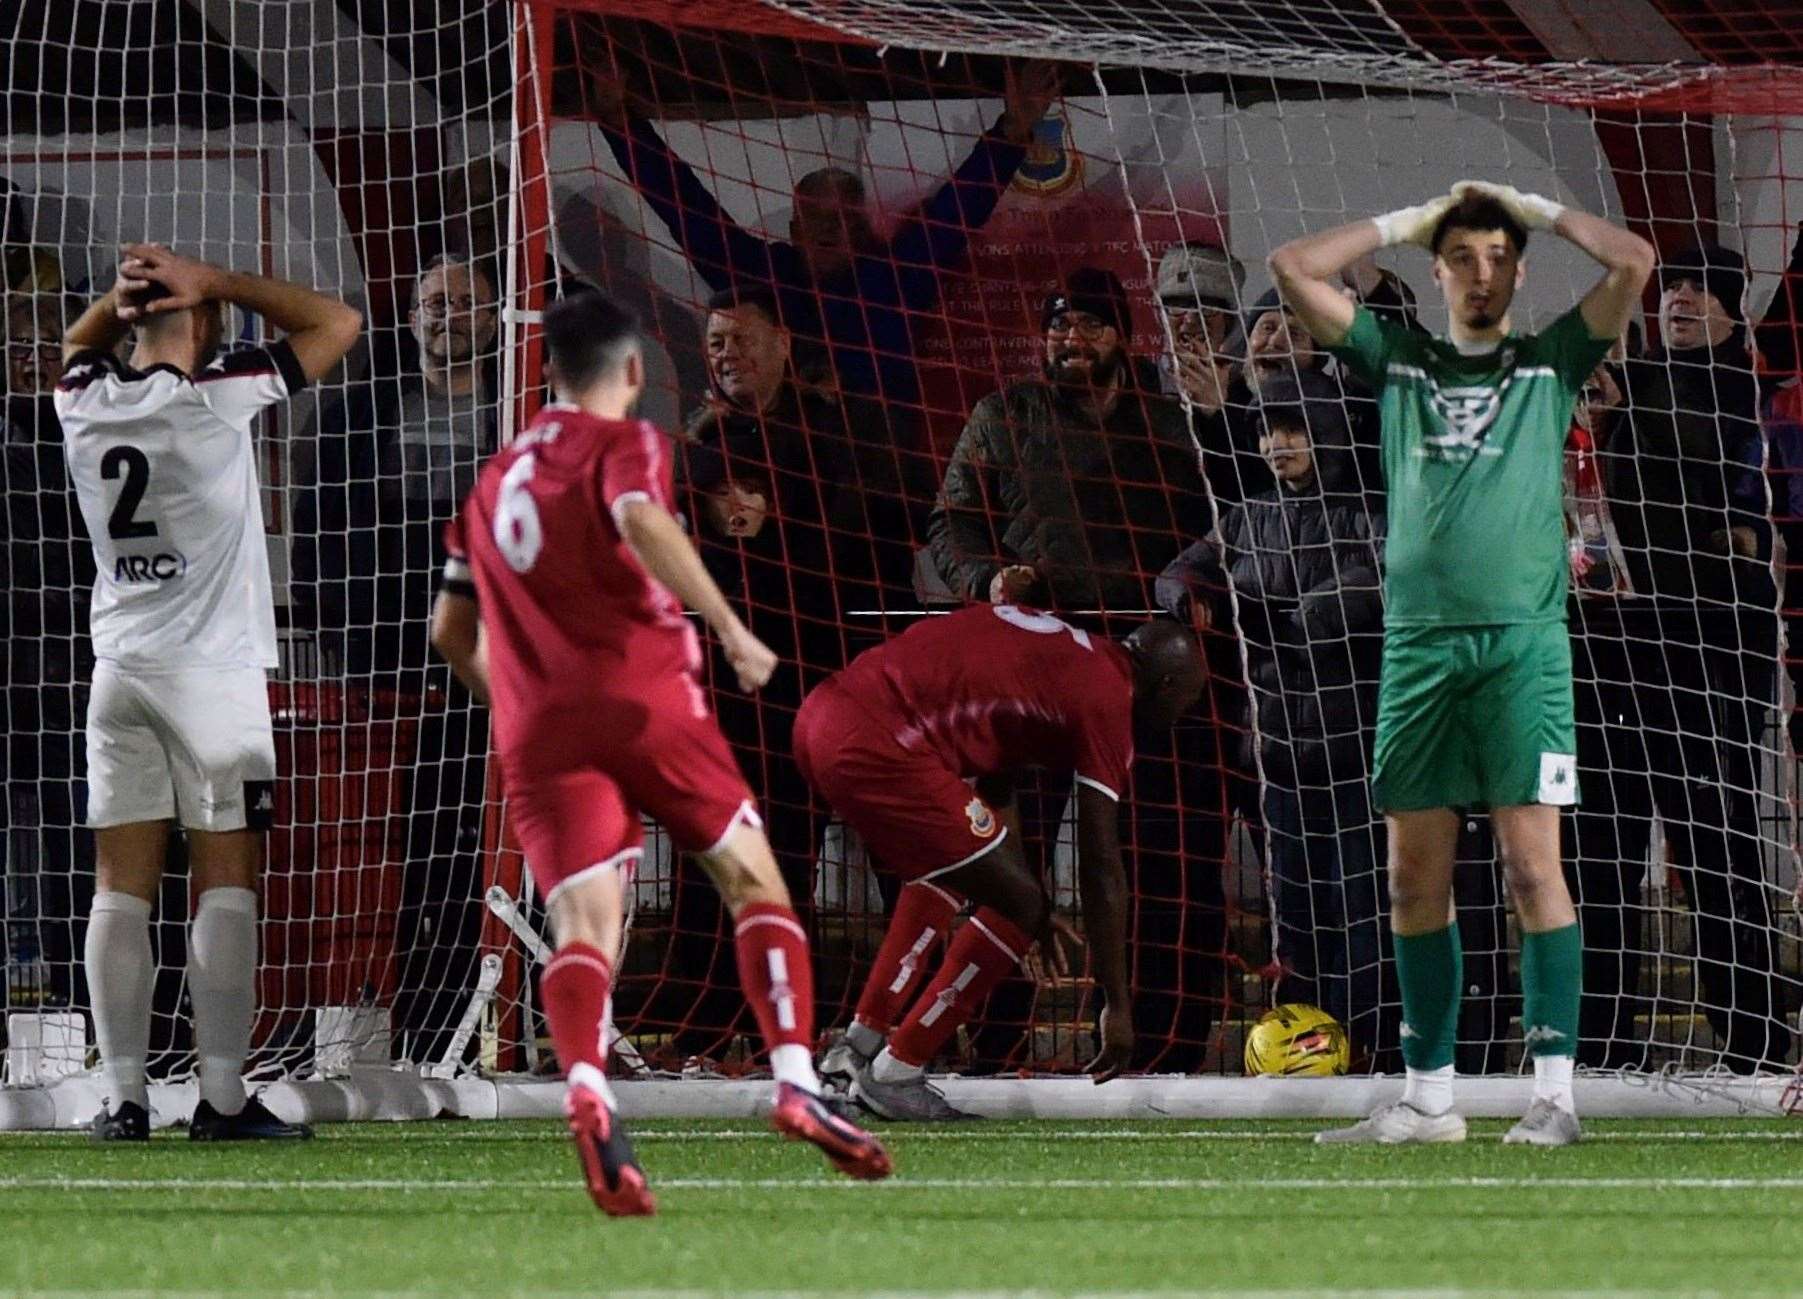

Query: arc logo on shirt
left=1424, top=383, right=1503, bottom=461
left=112, top=550, right=189, bottom=584
left=965, top=797, right=998, bottom=838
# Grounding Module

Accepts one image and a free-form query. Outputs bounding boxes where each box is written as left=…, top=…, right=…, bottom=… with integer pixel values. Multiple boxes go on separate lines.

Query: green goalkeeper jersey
left=1328, top=303, right=1613, bottom=628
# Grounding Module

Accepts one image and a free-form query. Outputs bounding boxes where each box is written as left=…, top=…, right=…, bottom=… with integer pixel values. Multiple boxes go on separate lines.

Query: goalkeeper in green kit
left=1269, top=182, right=1653, bottom=1145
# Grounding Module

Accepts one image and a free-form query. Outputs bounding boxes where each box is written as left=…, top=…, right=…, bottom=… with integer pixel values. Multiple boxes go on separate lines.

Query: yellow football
left=1244, top=1003, right=1351, bottom=1076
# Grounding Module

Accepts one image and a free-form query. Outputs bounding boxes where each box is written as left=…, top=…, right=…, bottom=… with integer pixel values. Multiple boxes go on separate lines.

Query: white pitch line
left=312, top=1127, right=1803, bottom=1144
left=21, top=1291, right=1794, bottom=1299
left=6, top=1175, right=1803, bottom=1192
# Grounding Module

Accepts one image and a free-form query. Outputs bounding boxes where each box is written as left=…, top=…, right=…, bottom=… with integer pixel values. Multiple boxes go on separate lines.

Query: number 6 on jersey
left=493, top=452, right=543, bottom=573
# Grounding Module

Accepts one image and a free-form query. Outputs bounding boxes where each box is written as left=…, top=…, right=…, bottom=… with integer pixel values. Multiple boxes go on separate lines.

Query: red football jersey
left=444, top=403, right=702, bottom=767
left=833, top=604, right=1136, bottom=799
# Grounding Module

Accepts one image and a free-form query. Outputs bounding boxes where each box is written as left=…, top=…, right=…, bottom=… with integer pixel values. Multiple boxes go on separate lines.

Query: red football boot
left=565, top=1084, right=657, bottom=1217
left=770, top=1081, right=894, bottom=1180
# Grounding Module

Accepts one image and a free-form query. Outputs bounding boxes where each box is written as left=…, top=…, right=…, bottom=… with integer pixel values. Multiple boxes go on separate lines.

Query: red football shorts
left=792, top=680, right=1006, bottom=881
left=501, top=673, right=759, bottom=907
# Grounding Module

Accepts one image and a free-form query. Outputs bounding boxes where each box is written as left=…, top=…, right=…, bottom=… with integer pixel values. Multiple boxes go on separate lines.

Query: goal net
left=3, top=0, right=1801, bottom=1124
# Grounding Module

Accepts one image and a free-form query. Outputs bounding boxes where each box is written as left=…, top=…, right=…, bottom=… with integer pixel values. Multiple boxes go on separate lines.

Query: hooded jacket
left=1156, top=375, right=1385, bottom=789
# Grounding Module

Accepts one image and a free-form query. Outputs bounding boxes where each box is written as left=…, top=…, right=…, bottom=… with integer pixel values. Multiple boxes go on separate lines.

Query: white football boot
left=1503, top=1098, right=1582, bottom=1146
left=1315, top=1101, right=1468, bottom=1145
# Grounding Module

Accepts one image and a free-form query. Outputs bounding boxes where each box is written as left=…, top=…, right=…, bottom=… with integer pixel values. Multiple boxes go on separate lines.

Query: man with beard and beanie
left=291, top=253, right=501, bottom=1064
left=1156, top=370, right=1391, bottom=1067
left=1594, top=242, right=1793, bottom=1072
left=931, top=266, right=1206, bottom=610
left=927, top=266, right=1228, bottom=1073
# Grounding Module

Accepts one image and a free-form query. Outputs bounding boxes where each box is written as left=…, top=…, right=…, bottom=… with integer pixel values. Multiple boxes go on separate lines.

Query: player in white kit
left=56, top=244, right=361, bottom=1140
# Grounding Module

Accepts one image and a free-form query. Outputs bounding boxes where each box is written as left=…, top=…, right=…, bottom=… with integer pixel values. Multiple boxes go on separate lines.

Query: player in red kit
left=429, top=292, right=890, bottom=1217
left=794, top=604, right=1206, bottom=1120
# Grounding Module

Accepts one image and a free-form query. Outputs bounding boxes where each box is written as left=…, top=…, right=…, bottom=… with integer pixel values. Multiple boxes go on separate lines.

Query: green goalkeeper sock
left=1395, top=924, right=1462, bottom=1072
left=1520, top=922, right=1582, bottom=1059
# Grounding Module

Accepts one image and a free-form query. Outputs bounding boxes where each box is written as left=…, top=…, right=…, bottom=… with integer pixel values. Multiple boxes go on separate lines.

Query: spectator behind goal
left=928, top=265, right=1229, bottom=1071
left=291, top=253, right=502, bottom=1061
left=587, top=55, right=1059, bottom=408
left=1157, top=371, right=1390, bottom=1066
left=1597, top=242, right=1793, bottom=1072
left=652, top=282, right=859, bottom=1058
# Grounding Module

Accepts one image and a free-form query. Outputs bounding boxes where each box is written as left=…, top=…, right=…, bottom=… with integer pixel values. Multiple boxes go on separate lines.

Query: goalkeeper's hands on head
left=1371, top=194, right=1458, bottom=249
left=1373, top=181, right=1565, bottom=250
left=1452, top=179, right=1565, bottom=231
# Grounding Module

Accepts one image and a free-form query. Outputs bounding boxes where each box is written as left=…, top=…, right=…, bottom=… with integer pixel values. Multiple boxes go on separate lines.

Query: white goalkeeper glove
left=1453, top=179, right=1565, bottom=231
left=1371, top=194, right=1458, bottom=250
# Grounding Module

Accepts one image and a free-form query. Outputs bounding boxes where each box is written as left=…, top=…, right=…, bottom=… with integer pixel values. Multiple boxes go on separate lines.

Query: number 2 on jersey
left=493, top=452, right=544, bottom=573
left=101, top=445, right=158, bottom=540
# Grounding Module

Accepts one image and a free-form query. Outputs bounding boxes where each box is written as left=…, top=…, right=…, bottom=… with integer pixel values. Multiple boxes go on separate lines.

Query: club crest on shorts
left=965, top=797, right=998, bottom=838
left=1537, top=752, right=1577, bottom=806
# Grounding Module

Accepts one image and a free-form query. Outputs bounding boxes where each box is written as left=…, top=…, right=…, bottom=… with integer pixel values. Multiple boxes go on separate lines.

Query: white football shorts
left=85, top=663, right=277, bottom=832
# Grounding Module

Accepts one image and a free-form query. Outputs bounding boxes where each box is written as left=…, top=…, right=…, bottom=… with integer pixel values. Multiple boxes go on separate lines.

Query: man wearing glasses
left=291, top=252, right=502, bottom=1065
left=1156, top=242, right=1245, bottom=424
left=930, top=266, right=1204, bottom=613
left=298, top=253, right=501, bottom=677
left=926, top=266, right=1225, bottom=1074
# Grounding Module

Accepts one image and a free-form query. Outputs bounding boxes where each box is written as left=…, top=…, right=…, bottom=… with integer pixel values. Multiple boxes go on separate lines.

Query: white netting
left=746, top=0, right=1727, bottom=104
left=2, top=2, right=516, bottom=1094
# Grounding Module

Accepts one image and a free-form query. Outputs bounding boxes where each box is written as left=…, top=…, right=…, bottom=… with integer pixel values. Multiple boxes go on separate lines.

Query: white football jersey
left=55, top=342, right=306, bottom=673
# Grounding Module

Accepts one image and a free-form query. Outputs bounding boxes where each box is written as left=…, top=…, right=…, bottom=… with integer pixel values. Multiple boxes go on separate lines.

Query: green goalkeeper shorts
left=1371, top=622, right=1578, bottom=813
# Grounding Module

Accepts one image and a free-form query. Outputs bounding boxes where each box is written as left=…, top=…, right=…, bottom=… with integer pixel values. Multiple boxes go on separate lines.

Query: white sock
left=86, top=890, right=155, bottom=1112
left=567, top=1060, right=619, bottom=1110
left=1401, top=1064, right=1456, bottom=1116
left=770, top=1043, right=820, bottom=1092
left=870, top=1046, right=924, bottom=1085
left=845, top=1020, right=884, bottom=1058
left=188, top=887, right=258, bottom=1115
left=1532, top=1054, right=1576, bottom=1113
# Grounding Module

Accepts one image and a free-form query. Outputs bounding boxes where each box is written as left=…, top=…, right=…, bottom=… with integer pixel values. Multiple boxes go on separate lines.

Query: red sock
left=855, top=881, right=961, bottom=1034
left=887, top=908, right=1031, bottom=1069
left=540, top=942, right=613, bottom=1074
left=734, top=902, right=815, bottom=1053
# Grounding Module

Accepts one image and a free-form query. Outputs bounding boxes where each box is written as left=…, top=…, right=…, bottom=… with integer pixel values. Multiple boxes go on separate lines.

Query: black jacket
left=1607, top=333, right=1774, bottom=610
left=679, top=384, right=887, bottom=698
left=3, top=398, right=95, bottom=782
left=291, top=371, right=499, bottom=674
left=1156, top=426, right=1384, bottom=790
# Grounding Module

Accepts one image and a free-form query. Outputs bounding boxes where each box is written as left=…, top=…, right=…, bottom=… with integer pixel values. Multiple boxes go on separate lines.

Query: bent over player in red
left=796, top=605, right=1206, bottom=1120
left=430, top=292, right=890, bottom=1217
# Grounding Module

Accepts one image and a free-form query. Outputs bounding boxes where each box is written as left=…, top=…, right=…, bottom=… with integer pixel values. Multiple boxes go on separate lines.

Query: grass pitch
left=3, top=1117, right=1801, bottom=1296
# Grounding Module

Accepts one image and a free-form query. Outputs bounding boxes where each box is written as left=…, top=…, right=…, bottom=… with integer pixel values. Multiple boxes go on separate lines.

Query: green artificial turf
left=3, top=1118, right=1801, bottom=1296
